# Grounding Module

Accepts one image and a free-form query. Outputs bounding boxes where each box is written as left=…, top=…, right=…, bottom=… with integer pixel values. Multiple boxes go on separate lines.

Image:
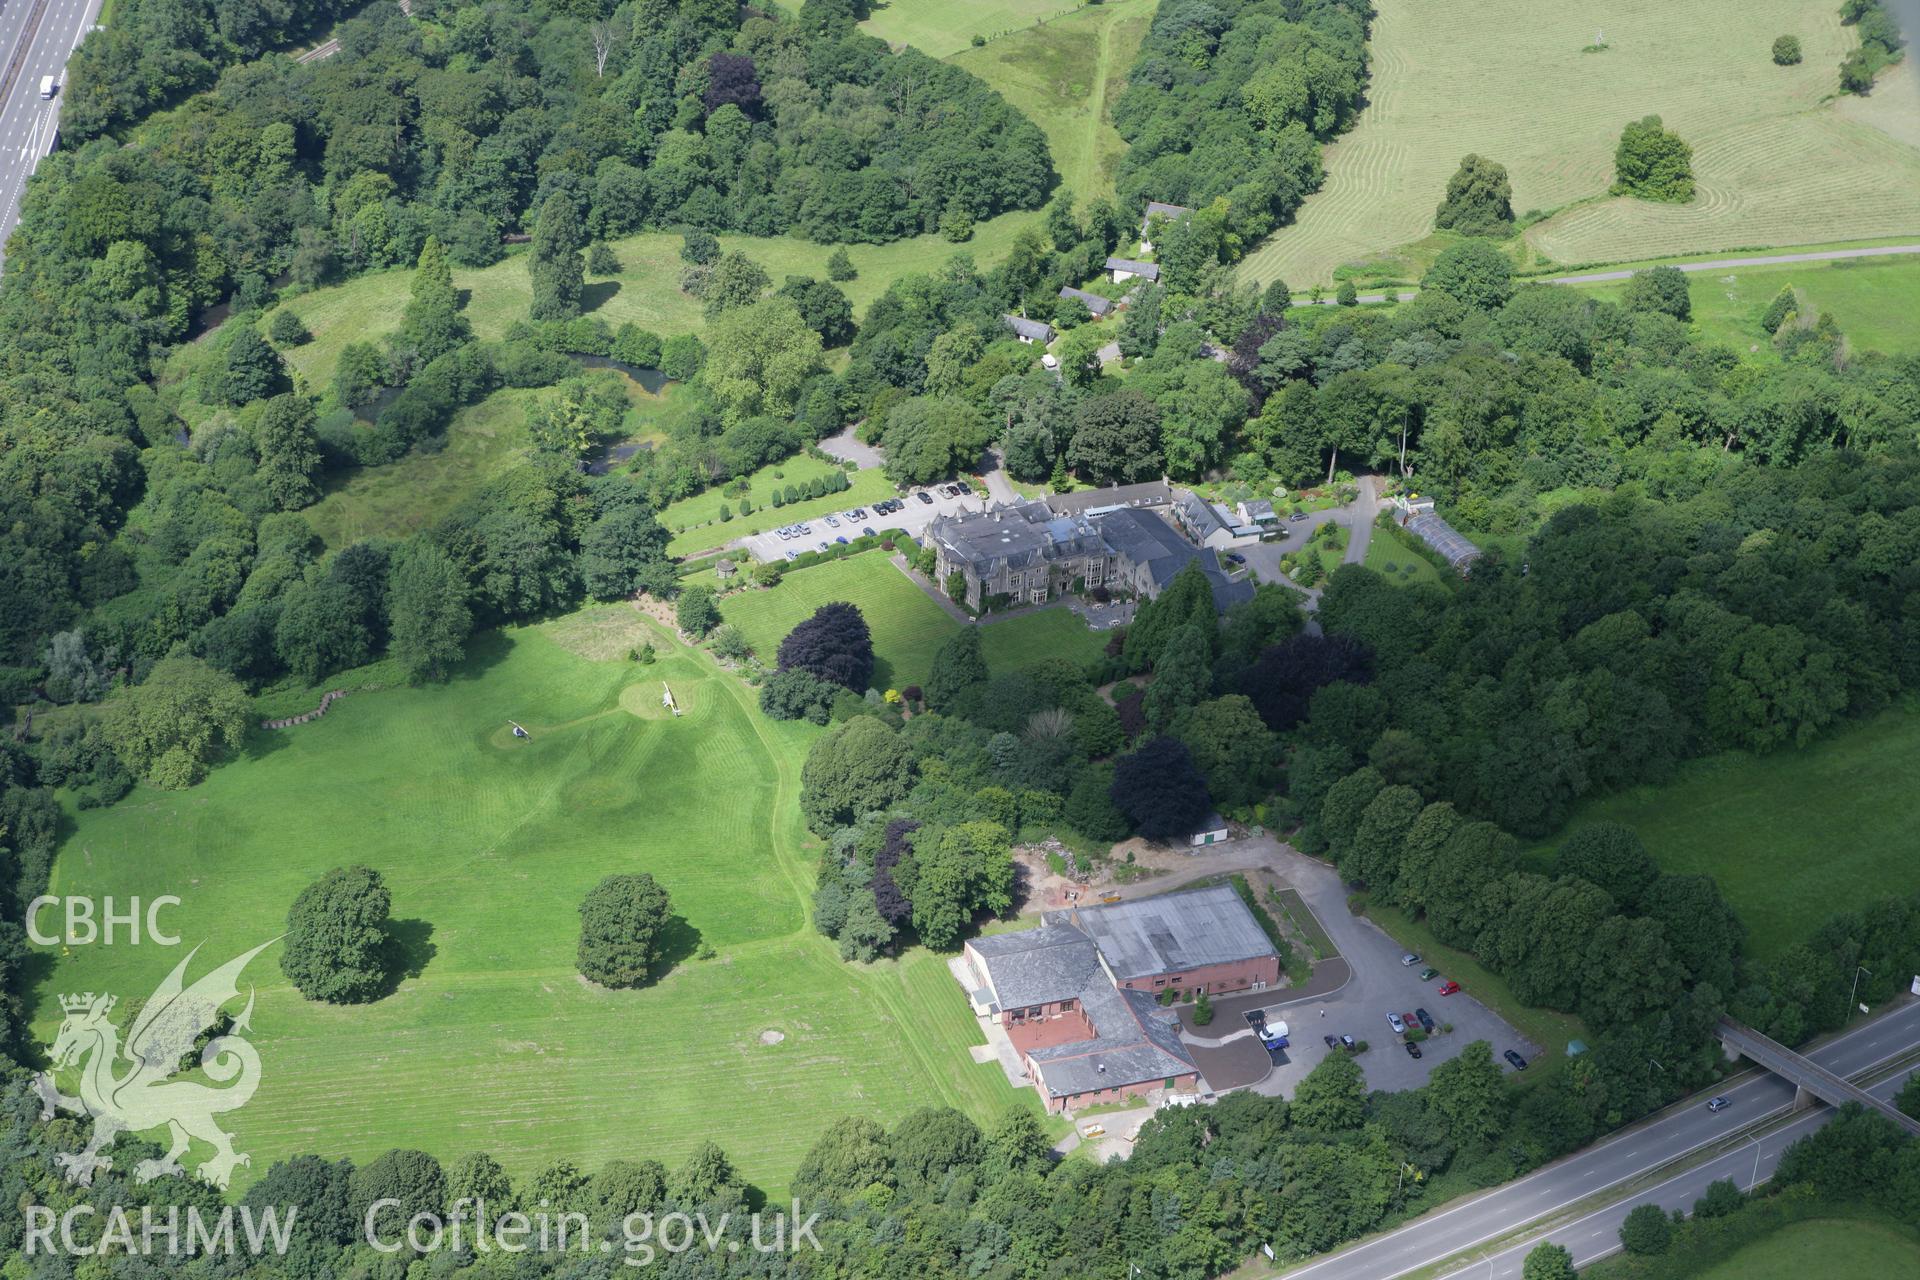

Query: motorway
left=1278, top=1001, right=1920, bottom=1280
left=0, top=0, right=104, bottom=267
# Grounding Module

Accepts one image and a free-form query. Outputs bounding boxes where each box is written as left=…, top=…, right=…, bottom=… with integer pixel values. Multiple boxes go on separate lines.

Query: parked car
left=1418, top=966, right=1439, bottom=981
left=824, top=514, right=840, bottom=528
left=1289, top=511, right=1309, bottom=521
left=784, top=550, right=799, bottom=561
left=1707, top=1096, right=1731, bottom=1113
left=1340, top=1034, right=1356, bottom=1051
left=1225, top=552, right=1246, bottom=565
left=817, top=541, right=829, bottom=552
left=835, top=536, right=848, bottom=545
left=1323, top=1034, right=1340, bottom=1050
left=1415, top=1008, right=1434, bottom=1032
left=1404, top=1040, right=1422, bottom=1059
left=1503, top=1050, right=1528, bottom=1071
left=1438, top=980, right=1461, bottom=996
left=1400, top=952, right=1421, bottom=966
left=916, top=491, right=935, bottom=504
left=849, top=508, right=867, bottom=519
left=862, top=527, right=876, bottom=538
left=1386, top=1012, right=1406, bottom=1035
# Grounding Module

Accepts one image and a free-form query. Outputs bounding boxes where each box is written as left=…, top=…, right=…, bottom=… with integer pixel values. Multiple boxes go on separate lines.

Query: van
left=39, top=76, right=57, bottom=99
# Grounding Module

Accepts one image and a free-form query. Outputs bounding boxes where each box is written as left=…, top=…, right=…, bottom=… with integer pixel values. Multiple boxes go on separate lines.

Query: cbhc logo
left=26, top=897, right=182, bottom=946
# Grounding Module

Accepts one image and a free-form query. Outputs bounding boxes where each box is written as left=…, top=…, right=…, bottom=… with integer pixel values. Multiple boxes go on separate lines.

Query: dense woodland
left=2, top=0, right=1919, bottom=1275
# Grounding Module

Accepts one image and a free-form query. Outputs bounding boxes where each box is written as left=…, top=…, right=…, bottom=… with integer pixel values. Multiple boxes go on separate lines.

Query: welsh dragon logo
left=34, top=940, right=276, bottom=1189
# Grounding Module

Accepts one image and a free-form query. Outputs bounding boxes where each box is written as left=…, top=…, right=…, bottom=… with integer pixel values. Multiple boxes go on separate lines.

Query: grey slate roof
left=1028, top=988, right=1195, bottom=1098
left=968, top=925, right=1104, bottom=1011
left=1047, top=481, right=1172, bottom=516
left=1174, top=491, right=1231, bottom=539
left=1071, top=884, right=1277, bottom=982
left=1003, top=314, right=1054, bottom=343
left=1406, top=512, right=1482, bottom=570
left=1106, top=257, right=1160, bottom=281
left=1095, top=508, right=1254, bottom=610
left=1244, top=499, right=1276, bottom=522
left=929, top=501, right=1106, bottom=578
left=1058, top=286, right=1114, bottom=317
left=1140, top=201, right=1193, bottom=228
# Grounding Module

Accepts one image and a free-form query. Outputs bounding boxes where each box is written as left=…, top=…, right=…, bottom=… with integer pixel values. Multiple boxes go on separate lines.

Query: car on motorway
left=1504, top=1050, right=1528, bottom=1071
left=916, top=490, right=934, bottom=504
left=1386, top=1012, right=1406, bottom=1035
left=1415, top=1008, right=1434, bottom=1032
left=1323, top=1034, right=1340, bottom=1050
left=1403, top=1040, right=1422, bottom=1059
left=1400, top=952, right=1420, bottom=966
left=1418, top=967, right=1439, bottom=981
left=1438, top=980, right=1461, bottom=996
left=1707, top=1096, right=1731, bottom=1113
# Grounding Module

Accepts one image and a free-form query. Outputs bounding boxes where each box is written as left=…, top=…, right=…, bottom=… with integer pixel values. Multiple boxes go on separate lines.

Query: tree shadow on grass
left=582, top=280, right=622, bottom=314
left=652, top=914, right=703, bottom=979
left=380, top=918, right=437, bottom=994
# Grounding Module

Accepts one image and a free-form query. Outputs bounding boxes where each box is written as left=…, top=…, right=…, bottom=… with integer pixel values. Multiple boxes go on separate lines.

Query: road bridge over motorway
left=1717, top=1016, right=1920, bottom=1135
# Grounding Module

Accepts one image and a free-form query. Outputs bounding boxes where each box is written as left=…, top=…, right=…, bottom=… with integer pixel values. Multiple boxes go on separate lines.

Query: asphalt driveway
left=740, top=486, right=985, bottom=563
left=1170, top=839, right=1539, bottom=1098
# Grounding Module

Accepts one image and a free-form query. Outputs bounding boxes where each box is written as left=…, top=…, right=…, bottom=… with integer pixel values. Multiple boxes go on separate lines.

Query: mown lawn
left=720, top=553, right=1106, bottom=691
left=1530, top=702, right=1920, bottom=960
left=279, top=212, right=1042, bottom=393
left=1690, top=1218, right=1920, bottom=1280
left=862, top=0, right=1070, bottom=58
left=31, top=607, right=1040, bottom=1196
left=665, top=466, right=899, bottom=558
left=1362, top=531, right=1446, bottom=590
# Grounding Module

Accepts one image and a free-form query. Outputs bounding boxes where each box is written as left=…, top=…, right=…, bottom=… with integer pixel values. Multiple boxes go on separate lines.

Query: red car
left=1438, top=980, right=1462, bottom=996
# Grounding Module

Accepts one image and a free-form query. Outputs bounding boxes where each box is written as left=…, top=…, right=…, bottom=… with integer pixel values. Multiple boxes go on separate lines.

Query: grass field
left=719, top=553, right=1105, bottom=690
left=1692, top=1218, right=1920, bottom=1279
left=281, top=213, right=1042, bottom=394
left=1242, top=0, right=1920, bottom=288
left=1570, top=251, right=1920, bottom=359
left=30, top=606, right=1041, bottom=1195
left=949, top=0, right=1151, bottom=199
left=302, top=372, right=675, bottom=549
left=863, top=0, right=1075, bottom=58
left=1530, top=702, right=1920, bottom=961
left=664, top=465, right=898, bottom=558
left=1363, top=532, right=1446, bottom=590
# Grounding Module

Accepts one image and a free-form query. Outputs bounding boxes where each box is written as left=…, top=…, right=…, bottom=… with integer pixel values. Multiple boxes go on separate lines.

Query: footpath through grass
left=1532, top=701, right=1920, bottom=961
left=32, top=605, right=1040, bottom=1195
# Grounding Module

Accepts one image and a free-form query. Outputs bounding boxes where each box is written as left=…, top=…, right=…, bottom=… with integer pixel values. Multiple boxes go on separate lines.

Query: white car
left=1386, top=1012, right=1407, bottom=1035
left=824, top=514, right=840, bottom=528
left=1400, top=953, right=1420, bottom=967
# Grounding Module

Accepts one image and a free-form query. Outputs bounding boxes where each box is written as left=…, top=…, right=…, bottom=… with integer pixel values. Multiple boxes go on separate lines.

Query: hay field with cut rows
left=1240, top=0, right=1920, bottom=288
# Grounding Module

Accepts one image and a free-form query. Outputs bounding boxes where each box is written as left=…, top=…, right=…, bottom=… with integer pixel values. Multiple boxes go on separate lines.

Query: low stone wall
left=262, top=689, right=347, bottom=730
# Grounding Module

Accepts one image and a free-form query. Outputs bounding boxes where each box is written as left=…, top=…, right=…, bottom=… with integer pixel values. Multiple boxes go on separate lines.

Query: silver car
left=1386, top=1012, right=1407, bottom=1035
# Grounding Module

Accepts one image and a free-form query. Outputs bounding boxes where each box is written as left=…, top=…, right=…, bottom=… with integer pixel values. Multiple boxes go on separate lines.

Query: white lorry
left=39, top=76, right=58, bottom=99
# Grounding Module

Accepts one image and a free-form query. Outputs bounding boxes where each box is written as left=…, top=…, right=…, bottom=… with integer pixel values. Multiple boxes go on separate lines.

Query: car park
left=1504, top=1050, right=1528, bottom=1071
left=1707, top=1096, right=1731, bottom=1113
left=1418, top=967, right=1439, bottom=981
left=1386, top=1012, right=1406, bottom=1035
left=1415, top=1008, right=1434, bottom=1032
left=1403, top=1041, right=1422, bottom=1059
left=1438, top=980, right=1461, bottom=996
left=1400, top=953, right=1420, bottom=966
